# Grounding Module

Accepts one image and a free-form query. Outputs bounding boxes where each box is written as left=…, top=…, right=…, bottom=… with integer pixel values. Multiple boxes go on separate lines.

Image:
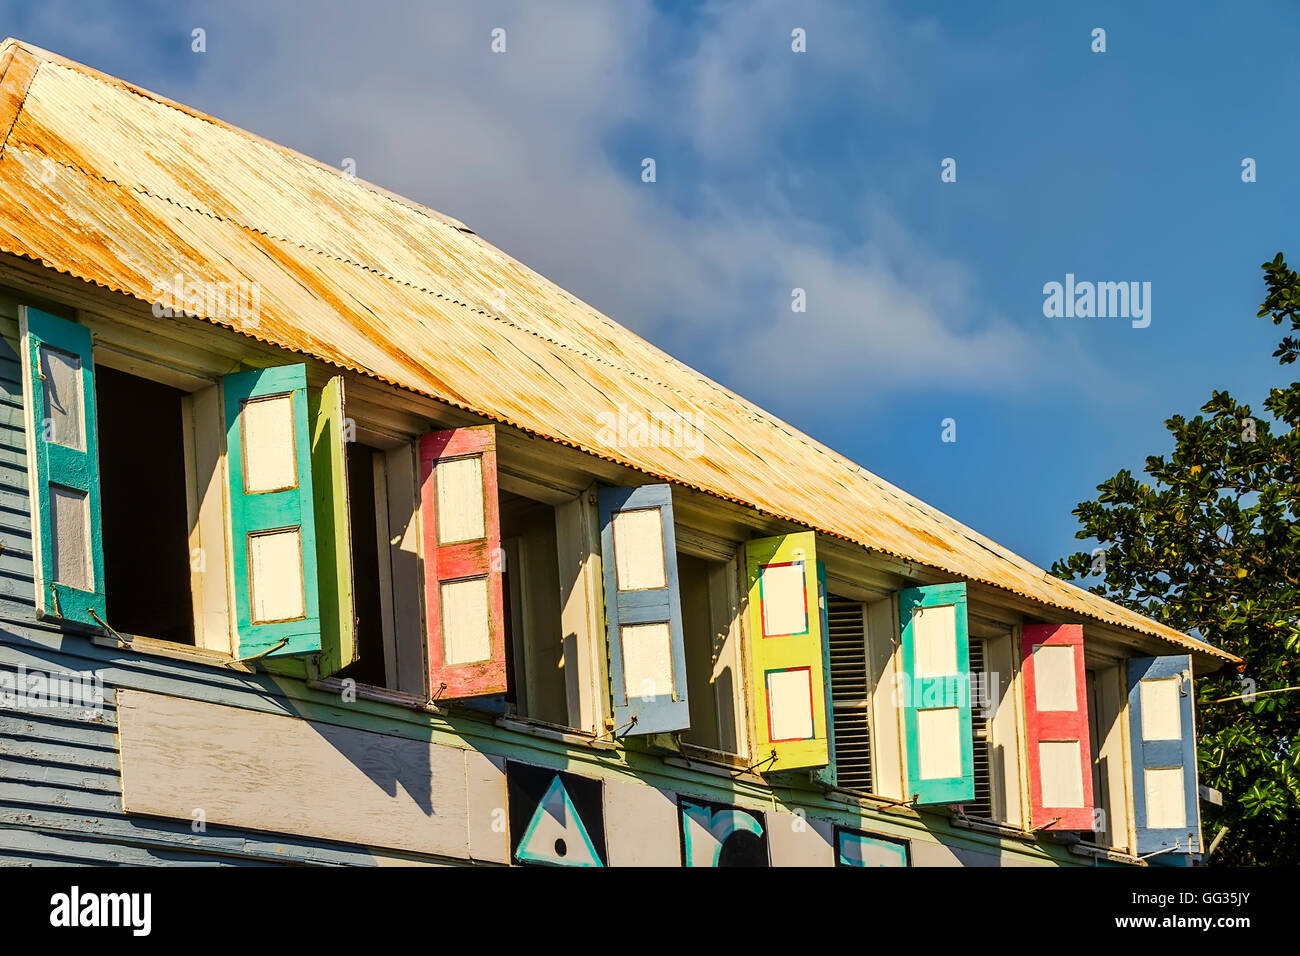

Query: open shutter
left=310, top=376, right=357, bottom=678
left=900, top=583, right=973, bottom=804
left=1128, top=655, right=1201, bottom=855
left=1021, top=624, right=1094, bottom=830
left=420, top=424, right=505, bottom=699
left=598, top=483, right=689, bottom=735
left=224, top=365, right=320, bottom=659
left=745, top=532, right=829, bottom=772
left=20, top=308, right=105, bottom=627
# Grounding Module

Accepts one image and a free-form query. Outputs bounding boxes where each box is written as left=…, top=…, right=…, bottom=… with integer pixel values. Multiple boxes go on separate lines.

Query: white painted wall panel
left=440, top=576, right=490, bottom=665
left=767, top=812, right=834, bottom=866
left=40, top=345, right=83, bottom=450
left=49, top=484, right=91, bottom=590
left=604, top=778, right=680, bottom=867
left=611, top=507, right=667, bottom=591
left=465, top=751, right=510, bottom=864
left=913, top=604, right=957, bottom=676
left=1039, top=740, right=1085, bottom=808
left=1032, top=644, right=1078, bottom=711
left=436, top=455, right=485, bottom=544
left=759, top=561, right=806, bottom=635
left=766, top=667, right=814, bottom=741
left=620, top=621, right=675, bottom=700
left=1140, top=678, right=1182, bottom=741
left=116, top=690, right=482, bottom=860
left=1145, top=766, right=1187, bottom=830
left=241, top=393, right=297, bottom=493
left=248, top=527, right=305, bottom=622
left=916, top=706, right=962, bottom=779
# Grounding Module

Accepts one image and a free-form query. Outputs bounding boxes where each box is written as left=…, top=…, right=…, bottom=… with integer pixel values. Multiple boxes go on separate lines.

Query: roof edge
left=0, top=37, right=476, bottom=236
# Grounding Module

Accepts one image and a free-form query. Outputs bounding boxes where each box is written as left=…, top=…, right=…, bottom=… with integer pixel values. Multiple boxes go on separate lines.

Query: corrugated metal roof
left=0, top=39, right=1240, bottom=667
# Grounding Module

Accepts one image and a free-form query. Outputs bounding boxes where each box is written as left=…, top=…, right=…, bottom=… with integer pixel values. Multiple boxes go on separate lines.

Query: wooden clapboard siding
left=0, top=654, right=462, bottom=867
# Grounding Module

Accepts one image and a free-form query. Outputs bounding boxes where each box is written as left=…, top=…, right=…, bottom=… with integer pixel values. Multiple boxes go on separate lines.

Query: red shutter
left=419, top=425, right=506, bottom=699
left=1021, top=624, right=1094, bottom=830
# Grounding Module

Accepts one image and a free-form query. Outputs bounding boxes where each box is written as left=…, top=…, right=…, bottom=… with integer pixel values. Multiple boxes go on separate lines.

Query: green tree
left=1053, top=254, right=1300, bottom=866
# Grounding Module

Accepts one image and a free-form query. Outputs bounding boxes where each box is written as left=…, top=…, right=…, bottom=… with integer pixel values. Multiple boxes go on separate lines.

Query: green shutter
left=224, top=365, right=320, bottom=659
left=20, top=308, right=106, bottom=627
left=310, top=376, right=356, bottom=677
left=900, top=582, right=974, bottom=804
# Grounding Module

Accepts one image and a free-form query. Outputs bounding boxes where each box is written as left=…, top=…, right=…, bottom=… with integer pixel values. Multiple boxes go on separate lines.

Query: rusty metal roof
left=0, top=39, right=1240, bottom=667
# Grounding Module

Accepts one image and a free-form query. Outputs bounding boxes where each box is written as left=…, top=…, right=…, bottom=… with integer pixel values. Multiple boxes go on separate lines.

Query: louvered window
left=827, top=596, right=872, bottom=792
left=967, top=636, right=993, bottom=818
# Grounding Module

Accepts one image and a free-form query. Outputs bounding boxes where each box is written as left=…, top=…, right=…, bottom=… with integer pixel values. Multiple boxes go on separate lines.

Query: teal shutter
left=900, top=582, right=974, bottom=804
left=224, top=365, right=320, bottom=659
left=20, top=308, right=106, bottom=627
left=1127, top=655, right=1201, bottom=855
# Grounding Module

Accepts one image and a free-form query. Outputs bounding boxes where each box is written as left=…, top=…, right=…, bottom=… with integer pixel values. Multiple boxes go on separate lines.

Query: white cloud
left=5, top=0, right=1108, bottom=410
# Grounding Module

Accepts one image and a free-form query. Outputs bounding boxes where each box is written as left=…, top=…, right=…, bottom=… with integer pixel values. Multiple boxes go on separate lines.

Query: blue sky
left=3, top=1, right=1296, bottom=570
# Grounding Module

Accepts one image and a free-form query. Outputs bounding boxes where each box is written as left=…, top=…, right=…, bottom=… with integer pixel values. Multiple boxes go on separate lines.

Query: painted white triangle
left=516, top=775, right=603, bottom=867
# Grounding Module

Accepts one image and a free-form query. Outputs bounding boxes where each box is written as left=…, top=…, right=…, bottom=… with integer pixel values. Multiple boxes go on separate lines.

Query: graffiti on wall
left=834, top=825, right=910, bottom=867
left=507, top=761, right=607, bottom=867
left=678, top=796, right=768, bottom=866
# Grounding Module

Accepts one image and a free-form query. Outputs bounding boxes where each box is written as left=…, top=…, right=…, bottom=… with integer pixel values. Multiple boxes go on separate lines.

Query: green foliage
left=1053, top=253, right=1300, bottom=866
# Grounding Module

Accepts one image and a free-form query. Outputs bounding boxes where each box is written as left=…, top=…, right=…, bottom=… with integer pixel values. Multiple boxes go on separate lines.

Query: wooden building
left=0, top=39, right=1241, bottom=867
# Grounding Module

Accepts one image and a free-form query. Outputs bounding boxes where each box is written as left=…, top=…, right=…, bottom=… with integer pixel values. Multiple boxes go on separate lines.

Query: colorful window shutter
left=224, top=365, right=321, bottom=659
left=1021, top=623, right=1094, bottom=830
left=1127, top=655, right=1201, bottom=855
left=309, top=376, right=357, bottom=678
left=598, top=483, right=689, bottom=735
left=20, top=308, right=106, bottom=627
left=745, top=532, right=829, bottom=772
left=420, top=424, right=506, bottom=699
left=899, top=582, right=974, bottom=804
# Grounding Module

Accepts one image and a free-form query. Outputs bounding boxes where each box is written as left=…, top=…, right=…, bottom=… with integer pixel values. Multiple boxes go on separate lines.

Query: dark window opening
left=96, top=366, right=194, bottom=644
left=679, top=552, right=720, bottom=751
left=336, top=440, right=387, bottom=688
left=499, top=490, right=565, bottom=724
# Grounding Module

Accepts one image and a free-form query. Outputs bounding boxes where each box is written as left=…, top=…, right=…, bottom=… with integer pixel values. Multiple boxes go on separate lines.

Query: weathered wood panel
left=116, top=689, right=509, bottom=862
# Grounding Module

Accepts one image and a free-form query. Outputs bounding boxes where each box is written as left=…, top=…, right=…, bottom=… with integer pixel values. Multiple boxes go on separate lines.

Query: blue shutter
left=20, top=308, right=106, bottom=627
left=900, top=582, right=974, bottom=804
left=598, top=484, right=689, bottom=735
left=224, top=365, right=321, bottom=659
left=1127, top=655, right=1201, bottom=855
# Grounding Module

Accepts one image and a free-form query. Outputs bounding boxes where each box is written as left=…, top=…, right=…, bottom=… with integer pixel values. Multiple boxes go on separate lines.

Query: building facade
left=0, top=39, right=1240, bottom=867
